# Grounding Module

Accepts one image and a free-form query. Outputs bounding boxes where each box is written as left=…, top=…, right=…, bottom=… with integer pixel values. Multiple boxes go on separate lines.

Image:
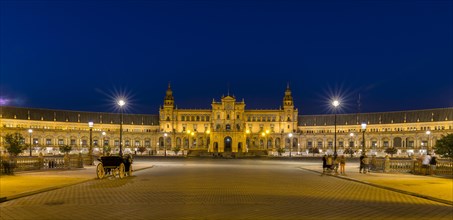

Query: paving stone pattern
left=1, top=160, right=451, bottom=220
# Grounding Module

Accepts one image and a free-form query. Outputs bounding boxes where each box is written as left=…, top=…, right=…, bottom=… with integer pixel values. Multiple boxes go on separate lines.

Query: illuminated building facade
left=1, top=84, right=452, bottom=157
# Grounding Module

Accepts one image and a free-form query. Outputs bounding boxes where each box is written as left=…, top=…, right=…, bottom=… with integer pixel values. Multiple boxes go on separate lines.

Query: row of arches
left=158, top=137, right=210, bottom=149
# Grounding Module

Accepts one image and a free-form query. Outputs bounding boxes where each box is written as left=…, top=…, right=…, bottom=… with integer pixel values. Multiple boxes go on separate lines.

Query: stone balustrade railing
left=1, top=154, right=87, bottom=175
left=372, top=157, right=452, bottom=175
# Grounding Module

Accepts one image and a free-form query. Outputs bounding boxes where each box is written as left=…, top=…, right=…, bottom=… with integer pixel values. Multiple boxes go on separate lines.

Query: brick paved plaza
left=1, top=159, right=452, bottom=220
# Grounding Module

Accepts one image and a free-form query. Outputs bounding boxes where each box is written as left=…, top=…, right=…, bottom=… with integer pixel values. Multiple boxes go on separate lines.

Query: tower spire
left=283, top=83, right=294, bottom=108
left=164, top=82, right=174, bottom=108
left=227, top=82, right=230, bottom=96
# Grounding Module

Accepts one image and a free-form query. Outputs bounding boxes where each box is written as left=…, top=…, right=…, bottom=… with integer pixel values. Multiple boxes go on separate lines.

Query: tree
left=137, top=146, right=146, bottom=155
left=59, top=145, right=72, bottom=155
left=343, top=148, right=354, bottom=158
left=277, top=148, right=285, bottom=156
left=434, top=133, right=453, bottom=160
left=384, top=147, right=398, bottom=157
left=172, top=146, right=181, bottom=156
left=4, top=133, right=27, bottom=156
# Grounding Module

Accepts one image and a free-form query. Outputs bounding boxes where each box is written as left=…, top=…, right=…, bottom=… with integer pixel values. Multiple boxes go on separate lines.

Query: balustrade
left=1, top=154, right=85, bottom=175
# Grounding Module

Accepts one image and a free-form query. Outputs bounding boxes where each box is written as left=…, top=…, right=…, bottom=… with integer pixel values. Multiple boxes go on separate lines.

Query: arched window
left=226, top=124, right=231, bottom=131
left=393, top=137, right=402, bottom=148
left=176, top=137, right=181, bottom=147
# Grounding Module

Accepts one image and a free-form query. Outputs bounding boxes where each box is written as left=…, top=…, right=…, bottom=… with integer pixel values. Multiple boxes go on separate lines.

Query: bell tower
left=283, top=83, right=294, bottom=109
left=160, top=82, right=176, bottom=132
left=164, top=82, right=174, bottom=108
left=282, top=83, right=298, bottom=132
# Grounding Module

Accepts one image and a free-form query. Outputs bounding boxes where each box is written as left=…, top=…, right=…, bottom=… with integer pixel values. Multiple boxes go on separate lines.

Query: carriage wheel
left=96, top=163, right=105, bottom=179
left=118, top=163, right=125, bottom=179
left=128, top=164, right=133, bottom=176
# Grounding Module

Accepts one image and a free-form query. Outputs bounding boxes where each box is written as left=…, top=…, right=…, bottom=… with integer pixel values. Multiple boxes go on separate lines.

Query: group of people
left=322, top=154, right=346, bottom=175
left=322, top=154, right=377, bottom=175
left=322, top=153, right=439, bottom=176
left=359, top=154, right=377, bottom=174
left=420, top=153, right=437, bottom=175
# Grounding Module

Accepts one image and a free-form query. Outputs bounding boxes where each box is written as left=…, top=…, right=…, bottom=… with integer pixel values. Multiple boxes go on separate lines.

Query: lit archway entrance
left=224, top=136, right=232, bottom=152
left=214, top=142, right=219, bottom=152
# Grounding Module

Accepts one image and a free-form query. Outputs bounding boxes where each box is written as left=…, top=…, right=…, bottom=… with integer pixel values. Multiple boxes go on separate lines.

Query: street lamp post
left=118, top=99, right=125, bottom=156
left=265, top=130, right=270, bottom=150
left=332, top=100, right=340, bottom=158
left=183, top=130, right=190, bottom=156
left=361, top=123, right=367, bottom=155
left=426, top=130, right=431, bottom=152
left=246, top=129, right=250, bottom=151
left=349, top=133, right=354, bottom=157
left=261, top=131, right=268, bottom=150
left=102, top=131, right=106, bottom=156
left=191, top=131, right=195, bottom=149
left=288, top=133, right=293, bottom=157
left=205, top=130, right=210, bottom=150
left=28, top=129, right=33, bottom=156
left=164, top=133, right=167, bottom=157
left=88, top=122, right=94, bottom=164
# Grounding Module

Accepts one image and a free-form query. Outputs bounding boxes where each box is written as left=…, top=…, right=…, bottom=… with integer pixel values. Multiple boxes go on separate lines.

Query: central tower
left=209, top=95, right=246, bottom=153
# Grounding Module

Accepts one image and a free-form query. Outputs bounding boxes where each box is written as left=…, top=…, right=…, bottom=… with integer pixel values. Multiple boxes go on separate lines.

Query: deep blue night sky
left=1, top=0, right=452, bottom=115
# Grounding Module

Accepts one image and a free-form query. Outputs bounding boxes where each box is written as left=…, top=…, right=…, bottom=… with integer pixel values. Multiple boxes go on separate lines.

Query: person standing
left=333, top=156, right=340, bottom=175
left=359, top=154, right=365, bottom=173
left=429, top=154, right=437, bottom=176
left=339, top=155, right=346, bottom=175
left=422, top=153, right=432, bottom=175
left=361, top=155, right=370, bottom=174
left=326, top=155, right=333, bottom=173
left=322, top=154, right=327, bottom=174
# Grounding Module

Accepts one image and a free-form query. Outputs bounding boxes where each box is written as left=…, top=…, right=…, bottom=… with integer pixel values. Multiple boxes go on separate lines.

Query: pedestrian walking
left=429, top=154, right=437, bottom=176
left=339, top=155, right=346, bottom=174
left=322, top=155, right=327, bottom=174
left=325, top=154, right=334, bottom=174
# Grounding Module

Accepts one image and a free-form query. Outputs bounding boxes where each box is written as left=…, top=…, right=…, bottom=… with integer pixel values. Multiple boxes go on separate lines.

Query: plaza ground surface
left=0, top=158, right=452, bottom=220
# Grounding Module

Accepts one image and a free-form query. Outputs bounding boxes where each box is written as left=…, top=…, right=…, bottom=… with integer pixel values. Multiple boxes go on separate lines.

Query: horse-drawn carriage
left=96, top=155, right=133, bottom=179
